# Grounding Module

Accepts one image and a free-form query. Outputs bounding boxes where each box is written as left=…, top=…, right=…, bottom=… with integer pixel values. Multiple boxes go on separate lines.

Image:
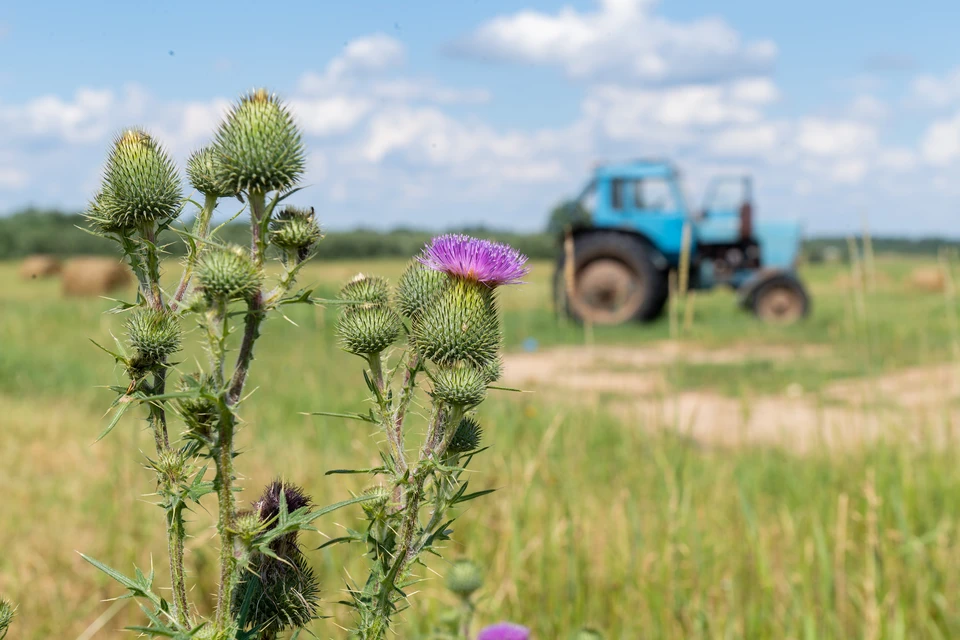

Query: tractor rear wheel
left=750, top=275, right=810, bottom=324
left=554, top=232, right=668, bottom=325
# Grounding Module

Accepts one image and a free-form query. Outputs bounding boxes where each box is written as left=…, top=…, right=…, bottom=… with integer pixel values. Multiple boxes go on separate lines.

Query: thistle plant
left=82, top=87, right=529, bottom=639
left=318, top=234, right=528, bottom=637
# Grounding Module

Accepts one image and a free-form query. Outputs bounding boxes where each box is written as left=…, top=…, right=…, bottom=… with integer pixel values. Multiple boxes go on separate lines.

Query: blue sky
left=2, top=0, right=960, bottom=236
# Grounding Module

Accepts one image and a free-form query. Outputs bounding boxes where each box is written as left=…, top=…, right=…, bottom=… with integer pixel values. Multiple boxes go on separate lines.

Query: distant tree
left=546, top=199, right=591, bottom=237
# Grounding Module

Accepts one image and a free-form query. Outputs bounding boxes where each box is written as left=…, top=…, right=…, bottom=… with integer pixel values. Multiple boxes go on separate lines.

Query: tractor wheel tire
left=554, top=232, right=668, bottom=326
left=750, top=275, right=810, bottom=324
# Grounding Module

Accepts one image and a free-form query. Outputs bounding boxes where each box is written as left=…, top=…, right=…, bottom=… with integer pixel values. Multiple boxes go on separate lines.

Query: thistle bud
left=187, top=146, right=238, bottom=198
left=196, top=245, right=262, bottom=304
left=448, top=416, right=483, bottom=454
left=233, top=480, right=320, bottom=635
left=339, top=274, right=391, bottom=308
left=213, top=89, right=305, bottom=195
left=175, top=373, right=218, bottom=439
left=359, top=485, right=391, bottom=519
left=84, top=190, right=125, bottom=235
left=412, top=279, right=501, bottom=368
left=480, top=354, right=504, bottom=384
left=233, top=509, right=265, bottom=545
left=396, top=262, right=448, bottom=319
left=336, top=305, right=402, bottom=356
left=0, top=598, right=15, bottom=637
left=148, top=448, right=191, bottom=485
left=99, top=129, right=183, bottom=230
left=126, top=307, right=181, bottom=369
left=431, top=362, right=487, bottom=408
left=445, top=559, right=484, bottom=598
left=270, top=206, right=322, bottom=254
left=192, top=622, right=229, bottom=640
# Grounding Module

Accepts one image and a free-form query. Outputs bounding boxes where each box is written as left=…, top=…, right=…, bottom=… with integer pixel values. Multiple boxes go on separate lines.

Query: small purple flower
left=418, top=234, right=529, bottom=287
left=477, top=622, right=531, bottom=640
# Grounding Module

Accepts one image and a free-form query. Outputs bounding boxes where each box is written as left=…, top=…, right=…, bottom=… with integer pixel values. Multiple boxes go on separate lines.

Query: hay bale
left=19, top=254, right=62, bottom=280
left=909, top=267, right=945, bottom=293
left=61, top=257, right=133, bottom=297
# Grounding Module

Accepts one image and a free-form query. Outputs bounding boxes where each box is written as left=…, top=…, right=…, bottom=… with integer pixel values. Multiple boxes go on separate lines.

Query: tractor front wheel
left=554, top=232, right=668, bottom=325
left=750, top=275, right=810, bottom=324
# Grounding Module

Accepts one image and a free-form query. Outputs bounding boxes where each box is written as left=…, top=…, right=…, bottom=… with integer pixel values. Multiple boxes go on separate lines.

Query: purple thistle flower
left=477, top=622, right=531, bottom=640
left=418, top=234, right=529, bottom=287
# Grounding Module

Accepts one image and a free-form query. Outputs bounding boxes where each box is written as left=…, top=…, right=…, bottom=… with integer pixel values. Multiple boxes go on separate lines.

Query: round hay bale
left=19, top=254, right=62, bottom=280
left=908, top=267, right=945, bottom=293
left=61, top=257, right=133, bottom=297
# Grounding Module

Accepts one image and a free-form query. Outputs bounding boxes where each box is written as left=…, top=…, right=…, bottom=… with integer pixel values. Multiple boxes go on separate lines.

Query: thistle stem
left=166, top=502, right=190, bottom=627
left=141, top=225, right=165, bottom=310
left=213, top=408, right=238, bottom=629
left=172, top=193, right=217, bottom=309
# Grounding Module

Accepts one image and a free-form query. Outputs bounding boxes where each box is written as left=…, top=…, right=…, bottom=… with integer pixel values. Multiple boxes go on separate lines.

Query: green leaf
left=454, top=488, right=496, bottom=504
left=303, top=410, right=376, bottom=423
left=324, top=467, right=385, bottom=476
left=94, top=399, right=134, bottom=443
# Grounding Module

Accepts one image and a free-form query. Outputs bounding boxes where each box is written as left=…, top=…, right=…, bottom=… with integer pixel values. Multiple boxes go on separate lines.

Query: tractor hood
left=755, top=219, right=803, bottom=269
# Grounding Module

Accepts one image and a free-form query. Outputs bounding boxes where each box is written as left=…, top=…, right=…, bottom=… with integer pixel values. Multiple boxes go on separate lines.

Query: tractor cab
left=557, top=159, right=810, bottom=325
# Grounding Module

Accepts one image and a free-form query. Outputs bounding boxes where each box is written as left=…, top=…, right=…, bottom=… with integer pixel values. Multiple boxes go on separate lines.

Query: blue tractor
left=554, top=159, right=810, bottom=325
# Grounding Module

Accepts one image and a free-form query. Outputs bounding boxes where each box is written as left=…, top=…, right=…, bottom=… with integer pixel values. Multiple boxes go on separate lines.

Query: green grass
left=2, top=255, right=960, bottom=638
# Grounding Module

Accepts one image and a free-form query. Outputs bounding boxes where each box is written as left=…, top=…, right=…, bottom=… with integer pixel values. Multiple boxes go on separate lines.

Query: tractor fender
left=736, top=268, right=804, bottom=309
left=569, top=227, right=670, bottom=271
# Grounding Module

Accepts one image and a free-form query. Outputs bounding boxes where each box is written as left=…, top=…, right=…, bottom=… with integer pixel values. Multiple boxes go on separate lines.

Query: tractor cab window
left=635, top=178, right=677, bottom=212
left=610, top=178, right=626, bottom=210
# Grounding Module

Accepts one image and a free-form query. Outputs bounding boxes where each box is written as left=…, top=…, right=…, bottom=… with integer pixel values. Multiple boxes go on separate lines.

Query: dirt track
left=502, top=343, right=960, bottom=452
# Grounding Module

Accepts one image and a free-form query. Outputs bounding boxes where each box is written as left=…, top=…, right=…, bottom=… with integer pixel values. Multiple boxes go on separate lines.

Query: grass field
left=4, top=253, right=960, bottom=639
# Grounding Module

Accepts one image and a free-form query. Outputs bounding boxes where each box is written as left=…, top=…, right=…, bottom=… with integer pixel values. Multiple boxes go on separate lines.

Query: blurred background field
left=5, top=248, right=960, bottom=638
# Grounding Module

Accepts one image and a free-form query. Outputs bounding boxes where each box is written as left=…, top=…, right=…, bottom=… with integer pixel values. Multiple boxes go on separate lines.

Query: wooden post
left=678, top=221, right=692, bottom=299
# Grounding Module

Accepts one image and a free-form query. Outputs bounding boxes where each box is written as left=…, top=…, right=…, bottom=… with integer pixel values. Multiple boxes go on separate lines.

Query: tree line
left=1, top=207, right=957, bottom=261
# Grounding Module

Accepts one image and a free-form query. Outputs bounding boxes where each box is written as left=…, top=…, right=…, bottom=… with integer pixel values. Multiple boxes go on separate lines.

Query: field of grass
left=3, top=254, right=960, bottom=638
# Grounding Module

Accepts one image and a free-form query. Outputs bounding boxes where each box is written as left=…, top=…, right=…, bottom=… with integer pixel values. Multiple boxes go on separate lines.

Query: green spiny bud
left=570, top=629, right=605, bottom=640
left=445, top=559, right=484, bottom=598
left=233, top=509, right=265, bottom=545
left=337, top=305, right=402, bottom=356
left=270, top=205, right=322, bottom=253
left=213, top=89, right=305, bottom=195
left=0, top=598, right=15, bottom=638
left=148, top=448, right=191, bottom=485
left=126, top=307, right=181, bottom=367
left=191, top=622, right=229, bottom=640
left=196, top=245, right=262, bottom=304
left=187, top=146, right=238, bottom=198
left=413, top=279, right=501, bottom=368
left=84, top=190, right=125, bottom=235
left=339, top=274, right=391, bottom=308
left=480, top=354, right=504, bottom=384
left=232, top=550, right=320, bottom=634
left=359, top=485, right=391, bottom=518
left=397, top=262, right=449, bottom=319
left=431, top=362, right=487, bottom=408
left=175, top=373, right=219, bottom=438
left=448, top=416, right=483, bottom=454
left=99, top=129, right=182, bottom=230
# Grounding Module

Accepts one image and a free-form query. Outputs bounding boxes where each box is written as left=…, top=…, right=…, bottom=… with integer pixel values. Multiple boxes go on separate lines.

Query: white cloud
left=848, top=95, right=888, bottom=120
left=0, top=167, right=28, bottom=189
left=0, top=88, right=117, bottom=144
left=450, top=0, right=776, bottom=84
left=289, top=96, right=373, bottom=137
left=708, top=124, right=781, bottom=156
left=299, top=34, right=405, bottom=94
left=877, top=148, right=917, bottom=172
left=921, top=111, right=960, bottom=165
left=584, top=82, right=767, bottom=145
left=830, top=159, right=868, bottom=184
left=369, top=79, right=490, bottom=105
left=910, top=68, right=960, bottom=108
left=796, top=119, right=876, bottom=157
